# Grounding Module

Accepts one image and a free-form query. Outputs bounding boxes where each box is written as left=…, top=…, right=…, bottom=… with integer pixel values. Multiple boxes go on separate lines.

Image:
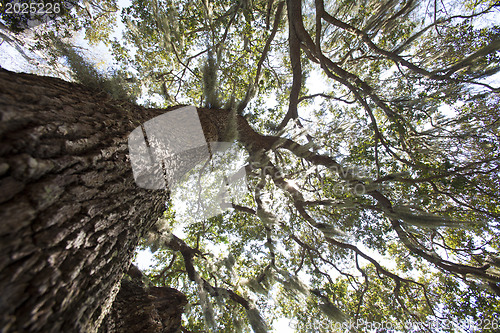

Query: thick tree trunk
left=0, top=69, right=193, bottom=332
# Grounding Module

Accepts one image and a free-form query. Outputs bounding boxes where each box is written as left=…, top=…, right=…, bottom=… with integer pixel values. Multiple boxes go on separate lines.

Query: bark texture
left=0, top=69, right=186, bottom=332
left=99, top=265, right=187, bottom=333
left=0, top=68, right=275, bottom=332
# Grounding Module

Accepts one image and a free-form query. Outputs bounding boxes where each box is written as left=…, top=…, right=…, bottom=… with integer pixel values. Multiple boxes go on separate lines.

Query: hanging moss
left=256, top=207, right=278, bottom=228
left=246, top=307, right=268, bottom=333
left=318, top=301, right=347, bottom=322
left=387, top=206, right=471, bottom=228
left=314, top=223, right=346, bottom=238
left=54, top=40, right=135, bottom=101
left=195, top=276, right=216, bottom=328
left=203, top=50, right=221, bottom=109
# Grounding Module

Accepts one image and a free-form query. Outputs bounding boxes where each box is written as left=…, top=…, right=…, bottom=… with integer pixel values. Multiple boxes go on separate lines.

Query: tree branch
left=238, top=1, right=284, bottom=113
left=278, top=0, right=303, bottom=129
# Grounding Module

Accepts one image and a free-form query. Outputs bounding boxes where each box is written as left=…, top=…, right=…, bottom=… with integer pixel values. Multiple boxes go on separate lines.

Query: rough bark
left=0, top=69, right=191, bottom=332
left=0, top=68, right=278, bottom=332
left=99, top=265, right=187, bottom=333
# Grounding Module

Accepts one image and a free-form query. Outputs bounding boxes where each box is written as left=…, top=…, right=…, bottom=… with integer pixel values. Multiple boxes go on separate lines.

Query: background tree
left=1, top=0, right=500, bottom=332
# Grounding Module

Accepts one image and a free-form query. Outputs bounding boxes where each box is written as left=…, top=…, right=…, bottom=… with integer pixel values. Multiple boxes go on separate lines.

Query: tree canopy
left=2, top=0, right=500, bottom=331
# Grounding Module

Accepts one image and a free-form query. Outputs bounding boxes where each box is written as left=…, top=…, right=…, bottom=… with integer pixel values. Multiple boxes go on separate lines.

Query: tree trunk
left=0, top=69, right=194, bottom=332
left=98, top=265, right=187, bottom=333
